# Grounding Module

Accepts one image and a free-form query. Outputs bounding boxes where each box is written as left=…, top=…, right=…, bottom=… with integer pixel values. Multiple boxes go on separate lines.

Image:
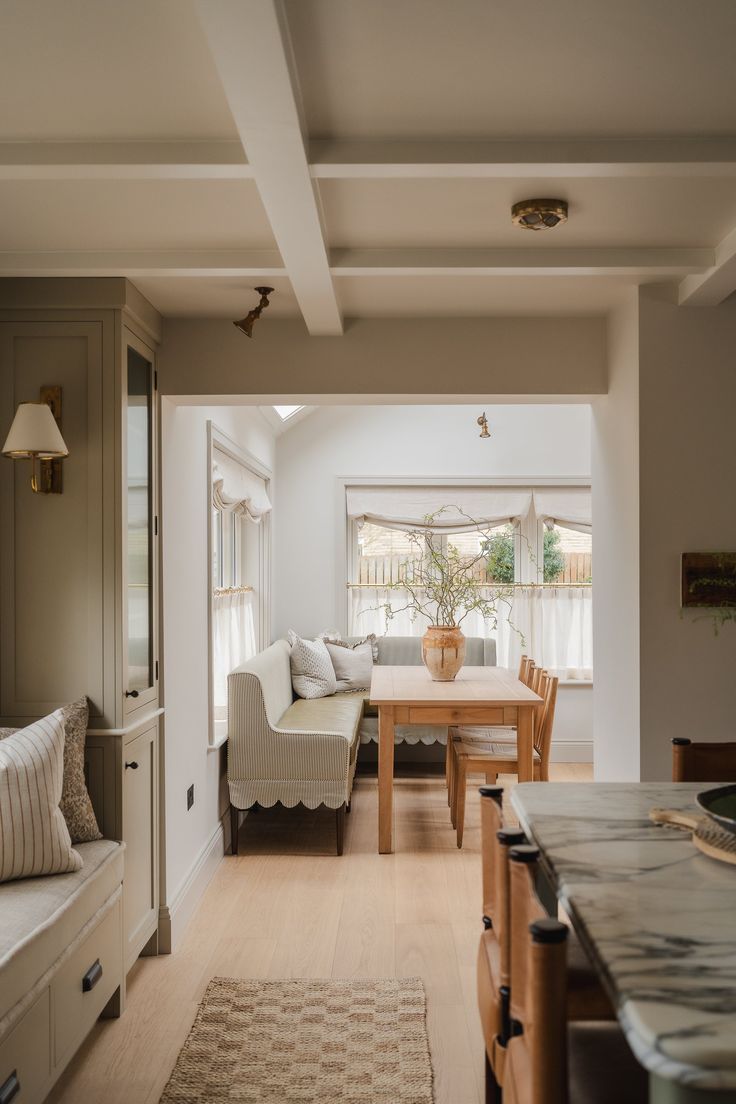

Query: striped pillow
left=0, top=710, right=83, bottom=883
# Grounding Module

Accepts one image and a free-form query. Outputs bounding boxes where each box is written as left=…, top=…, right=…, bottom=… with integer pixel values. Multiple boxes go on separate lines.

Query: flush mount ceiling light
left=511, top=198, right=568, bottom=231
left=233, top=286, right=274, bottom=338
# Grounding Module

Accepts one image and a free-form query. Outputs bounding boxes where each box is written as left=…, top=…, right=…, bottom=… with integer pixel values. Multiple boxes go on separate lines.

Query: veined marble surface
left=511, top=782, right=736, bottom=1091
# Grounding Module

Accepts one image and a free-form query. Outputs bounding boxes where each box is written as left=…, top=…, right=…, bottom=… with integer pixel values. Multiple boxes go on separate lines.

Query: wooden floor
left=48, top=764, right=592, bottom=1104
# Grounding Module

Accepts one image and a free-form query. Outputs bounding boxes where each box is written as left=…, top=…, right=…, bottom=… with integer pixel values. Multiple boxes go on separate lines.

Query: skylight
left=273, top=405, right=304, bottom=420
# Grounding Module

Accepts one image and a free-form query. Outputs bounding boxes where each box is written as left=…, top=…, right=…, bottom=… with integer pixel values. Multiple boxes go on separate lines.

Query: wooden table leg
left=378, top=705, right=395, bottom=853
left=517, top=705, right=534, bottom=782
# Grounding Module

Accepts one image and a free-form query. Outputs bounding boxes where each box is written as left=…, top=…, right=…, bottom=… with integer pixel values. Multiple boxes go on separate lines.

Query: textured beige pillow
left=0, top=697, right=101, bottom=844
left=287, top=631, right=337, bottom=699
left=325, top=640, right=374, bottom=691
left=0, top=711, right=83, bottom=883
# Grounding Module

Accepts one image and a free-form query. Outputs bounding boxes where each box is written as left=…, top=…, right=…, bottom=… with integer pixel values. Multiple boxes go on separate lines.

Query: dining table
left=512, top=781, right=736, bottom=1104
left=369, top=664, right=542, bottom=854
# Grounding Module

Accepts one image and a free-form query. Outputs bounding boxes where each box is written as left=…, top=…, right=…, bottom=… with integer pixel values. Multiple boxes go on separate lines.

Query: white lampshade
left=2, top=402, right=69, bottom=459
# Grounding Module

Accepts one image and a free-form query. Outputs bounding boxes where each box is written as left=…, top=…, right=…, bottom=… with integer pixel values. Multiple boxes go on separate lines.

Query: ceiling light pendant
left=233, top=286, right=274, bottom=338
left=511, top=198, right=568, bottom=231
left=477, top=412, right=491, bottom=439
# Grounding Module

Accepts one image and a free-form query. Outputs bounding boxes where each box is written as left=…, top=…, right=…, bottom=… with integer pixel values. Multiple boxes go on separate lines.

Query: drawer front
left=53, top=897, right=122, bottom=1066
left=123, top=724, right=158, bottom=967
left=0, top=989, right=51, bottom=1104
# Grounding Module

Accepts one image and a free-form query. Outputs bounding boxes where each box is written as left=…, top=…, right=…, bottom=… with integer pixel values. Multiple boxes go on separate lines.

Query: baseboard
left=550, top=741, right=593, bottom=763
left=158, top=818, right=225, bottom=954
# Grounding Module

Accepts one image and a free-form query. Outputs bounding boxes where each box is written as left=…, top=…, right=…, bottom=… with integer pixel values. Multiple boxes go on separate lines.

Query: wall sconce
left=477, top=412, right=491, bottom=439
left=2, top=386, right=68, bottom=493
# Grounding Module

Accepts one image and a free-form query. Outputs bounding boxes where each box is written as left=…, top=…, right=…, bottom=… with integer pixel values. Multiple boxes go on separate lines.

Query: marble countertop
left=511, top=782, right=736, bottom=1091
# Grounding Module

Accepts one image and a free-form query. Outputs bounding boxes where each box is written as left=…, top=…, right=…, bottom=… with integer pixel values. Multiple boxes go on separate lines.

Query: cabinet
left=0, top=279, right=163, bottom=971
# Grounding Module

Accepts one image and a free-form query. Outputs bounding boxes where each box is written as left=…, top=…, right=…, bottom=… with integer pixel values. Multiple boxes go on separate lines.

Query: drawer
left=52, top=897, right=122, bottom=1066
left=0, top=989, right=51, bottom=1104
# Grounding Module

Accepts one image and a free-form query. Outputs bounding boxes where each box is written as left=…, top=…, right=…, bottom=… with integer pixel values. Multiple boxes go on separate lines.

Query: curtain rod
left=346, top=582, right=591, bottom=589
left=213, top=585, right=254, bottom=596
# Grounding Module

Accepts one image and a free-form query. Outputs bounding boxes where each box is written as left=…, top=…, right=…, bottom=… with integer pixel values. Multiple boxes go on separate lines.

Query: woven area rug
left=159, top=975, right=434, bottom=1103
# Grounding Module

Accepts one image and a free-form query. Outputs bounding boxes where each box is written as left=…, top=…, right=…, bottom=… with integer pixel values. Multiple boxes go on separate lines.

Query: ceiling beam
left=330, top=248, right=713, bottom=278
left=0, top=250, right=285, bottom=277
left=310, top=139, right=736, bottom=179
left=0, top=141, right=252, bottom=180
left=196, top=0, right=342, bottom=335
left=678, top=224, right=736, bottom=305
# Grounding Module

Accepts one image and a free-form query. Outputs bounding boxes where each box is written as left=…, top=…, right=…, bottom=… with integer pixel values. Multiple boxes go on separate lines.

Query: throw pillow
left=320, top=632, right=379, bottom=662
left=0, top=711, right=83, bottom=883
left=287, top=631, right=337, bottom=699
left=325, top=640, right=375, bottom=692
left=0, top=697, right=101, bottom=844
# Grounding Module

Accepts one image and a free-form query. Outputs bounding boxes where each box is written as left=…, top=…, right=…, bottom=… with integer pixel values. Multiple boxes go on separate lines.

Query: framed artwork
left=681, top=552, right=736, bottom=608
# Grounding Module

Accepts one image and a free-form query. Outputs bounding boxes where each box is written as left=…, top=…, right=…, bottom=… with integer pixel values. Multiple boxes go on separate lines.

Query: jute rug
left=159, top=975, right=434, bottom=1103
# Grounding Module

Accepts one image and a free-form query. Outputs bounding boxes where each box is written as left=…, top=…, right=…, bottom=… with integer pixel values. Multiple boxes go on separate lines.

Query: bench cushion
left=278, top=695, right=363, bottom=744
left=0, top=839, right=124, bottom=1024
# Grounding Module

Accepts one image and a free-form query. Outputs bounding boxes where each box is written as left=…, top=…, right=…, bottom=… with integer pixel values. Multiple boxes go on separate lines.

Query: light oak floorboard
left=47, top=764, right=591, bottom=1104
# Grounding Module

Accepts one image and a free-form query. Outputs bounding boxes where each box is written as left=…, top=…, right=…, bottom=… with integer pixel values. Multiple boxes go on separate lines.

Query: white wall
left=591, top=291, right=641, bottom=781
left=274, top=402, right=593, bottom=758
left=638, top=289, right=736, bottom=779
left=160, top=401, right=275, bottom=940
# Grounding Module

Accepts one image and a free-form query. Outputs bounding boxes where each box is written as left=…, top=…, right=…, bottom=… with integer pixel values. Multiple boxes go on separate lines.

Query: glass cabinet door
left=125, top=342, right=154, bottom=700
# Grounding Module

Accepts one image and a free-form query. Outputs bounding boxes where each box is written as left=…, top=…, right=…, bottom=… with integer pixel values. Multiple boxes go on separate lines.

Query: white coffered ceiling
left=1, top=0, right=736, bottom=328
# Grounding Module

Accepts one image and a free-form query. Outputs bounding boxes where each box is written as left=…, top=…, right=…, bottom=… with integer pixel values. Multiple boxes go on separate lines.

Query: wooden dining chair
left=518, top=655, right=531, bottom=683
left=476, top=786, right=526, bottom=1102
left=450, top=673, right=558, bottom=848
left=503, top=845, right=648, bottom=1104
left=672, top=737, right=736, bottom=782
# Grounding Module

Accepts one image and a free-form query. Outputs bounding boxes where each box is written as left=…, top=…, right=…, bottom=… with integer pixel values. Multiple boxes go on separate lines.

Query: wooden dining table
left=369, top=664, right=542, bottom=854
left=512, top=781, right=736, bottom=1104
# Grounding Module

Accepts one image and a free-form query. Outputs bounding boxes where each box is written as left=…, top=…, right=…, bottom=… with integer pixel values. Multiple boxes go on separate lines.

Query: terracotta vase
left=421, top=625, right=466, bottom=681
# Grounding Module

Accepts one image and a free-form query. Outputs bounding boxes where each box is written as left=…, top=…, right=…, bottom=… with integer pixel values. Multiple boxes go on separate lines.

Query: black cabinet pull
left=125, top=689, right=140, bottom=698
left=0, top=1071, right=20, bottom=1104
left=82, top=959, right=103, bottom=993
left=125, top=761, right=139, bottom=770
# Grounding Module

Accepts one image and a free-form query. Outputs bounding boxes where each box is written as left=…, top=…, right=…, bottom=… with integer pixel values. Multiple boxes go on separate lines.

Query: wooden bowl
left=696, top=784, right=736, bottom=836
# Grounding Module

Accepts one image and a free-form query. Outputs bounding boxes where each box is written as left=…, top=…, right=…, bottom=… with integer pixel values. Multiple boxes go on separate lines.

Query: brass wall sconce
left=2, top=386, right=68, bottom=493
left=477, top=412, right=491, bottom=439
left=233, top=286, right=274, bottom=338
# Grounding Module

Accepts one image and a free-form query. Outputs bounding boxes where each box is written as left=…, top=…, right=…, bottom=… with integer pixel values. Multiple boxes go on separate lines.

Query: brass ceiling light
left=511, top=198, right=568, bottom=231
left=477, top=412, right=491, bottom=439
left=233, top=286, right=274, bottom=337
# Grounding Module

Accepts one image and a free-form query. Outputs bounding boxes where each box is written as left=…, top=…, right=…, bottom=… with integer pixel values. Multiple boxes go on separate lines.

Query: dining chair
left=503, top=845, right=647, bottom=1104
left=450, top=673, right=558, bottom=848
left=518, top=655, right=531, bottom=683
left=671, top=737, right=736, bottom=782
left=476, top=785, right=526, bottom=1102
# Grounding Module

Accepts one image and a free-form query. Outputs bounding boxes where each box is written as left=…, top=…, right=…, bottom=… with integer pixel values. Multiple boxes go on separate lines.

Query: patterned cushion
left=287, top=631, right=337, bottom=699
left=0, top=711, right=83, bottom=883
left=322, top=632, right=379, bottom=662
left=0, top=697, right=101, bottom=844
left=325, top=640, right=374, bottom=691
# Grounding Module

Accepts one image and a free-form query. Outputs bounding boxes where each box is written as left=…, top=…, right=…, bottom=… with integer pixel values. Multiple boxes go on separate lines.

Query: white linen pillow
left=325, top=640, right=374, bottom=692
left=320, top=631, right=379, bottom=662
left=287, top=631, right=337, bottom=699
left=0, top=710, right=83, bottom=883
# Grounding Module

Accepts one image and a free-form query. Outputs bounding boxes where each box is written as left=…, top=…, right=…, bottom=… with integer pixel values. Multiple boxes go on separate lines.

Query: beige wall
left=638, top=289, right=736, bottom=779
left=158, top=316, right=607, bottom=399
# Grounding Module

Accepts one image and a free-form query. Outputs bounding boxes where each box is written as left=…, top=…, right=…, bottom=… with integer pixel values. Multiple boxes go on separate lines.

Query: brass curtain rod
left=346, top=582, right=591, bottom=589
left=213, top=584, right=254, bottom=596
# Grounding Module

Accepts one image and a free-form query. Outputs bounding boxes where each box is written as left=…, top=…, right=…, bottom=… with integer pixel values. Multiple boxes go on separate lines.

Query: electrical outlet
left=187, top=784, right=195, bottom=811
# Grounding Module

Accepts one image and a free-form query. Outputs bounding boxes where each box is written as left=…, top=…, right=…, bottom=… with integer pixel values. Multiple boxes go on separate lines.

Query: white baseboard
left=158, top=819, right=225, bottom=954
left=550, top=741, right=593, bottom=763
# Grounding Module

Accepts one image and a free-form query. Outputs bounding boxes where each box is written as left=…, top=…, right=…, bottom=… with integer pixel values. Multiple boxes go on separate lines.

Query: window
left=347, top=483, right=592, bottom=680
left=208, top=427, right=272, bottom=745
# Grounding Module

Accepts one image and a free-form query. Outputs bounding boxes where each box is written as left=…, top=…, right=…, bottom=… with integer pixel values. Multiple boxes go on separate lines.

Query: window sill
left=558, top=679, right=593, bottom=688
left=208, top=731, right=228, bottom=751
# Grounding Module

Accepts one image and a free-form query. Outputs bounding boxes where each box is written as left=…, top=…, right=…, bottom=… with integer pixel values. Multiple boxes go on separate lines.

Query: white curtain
left=533, top=488, right=591, bottom=534
left=213, top=450, right=272, bottom=522
left=346, top=486, right=532, bottom=533
left=350, top=584, right=592, bottom=680
left=213, top=590, right=257, bottom=717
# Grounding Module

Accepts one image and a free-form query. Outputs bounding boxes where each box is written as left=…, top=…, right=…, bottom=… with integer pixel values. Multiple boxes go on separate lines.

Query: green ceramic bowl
left=696, top=784, right=736, bottom=836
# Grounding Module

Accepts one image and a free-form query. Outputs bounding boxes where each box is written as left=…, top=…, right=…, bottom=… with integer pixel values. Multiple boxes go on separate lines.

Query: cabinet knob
left=125, top=689, right=140, bottom=698
left=125, top=761, right=139, bottom=770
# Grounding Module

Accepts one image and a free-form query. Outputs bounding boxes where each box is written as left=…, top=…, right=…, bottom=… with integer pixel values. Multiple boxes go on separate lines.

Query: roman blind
left=346, top=486, right=532, bottom=533
left=532, top=488, right=592, bottom=534
left=213, top=450, right=271, bottom=523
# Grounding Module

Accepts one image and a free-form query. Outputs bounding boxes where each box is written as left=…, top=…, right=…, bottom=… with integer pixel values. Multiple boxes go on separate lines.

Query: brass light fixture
left=511, top=198, right=568, bottom=231
left=233, top=286, right=274, bottom=338
left=477, top=412, right=491, bottom=439
left=2, top=386, right=68, bottom=493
